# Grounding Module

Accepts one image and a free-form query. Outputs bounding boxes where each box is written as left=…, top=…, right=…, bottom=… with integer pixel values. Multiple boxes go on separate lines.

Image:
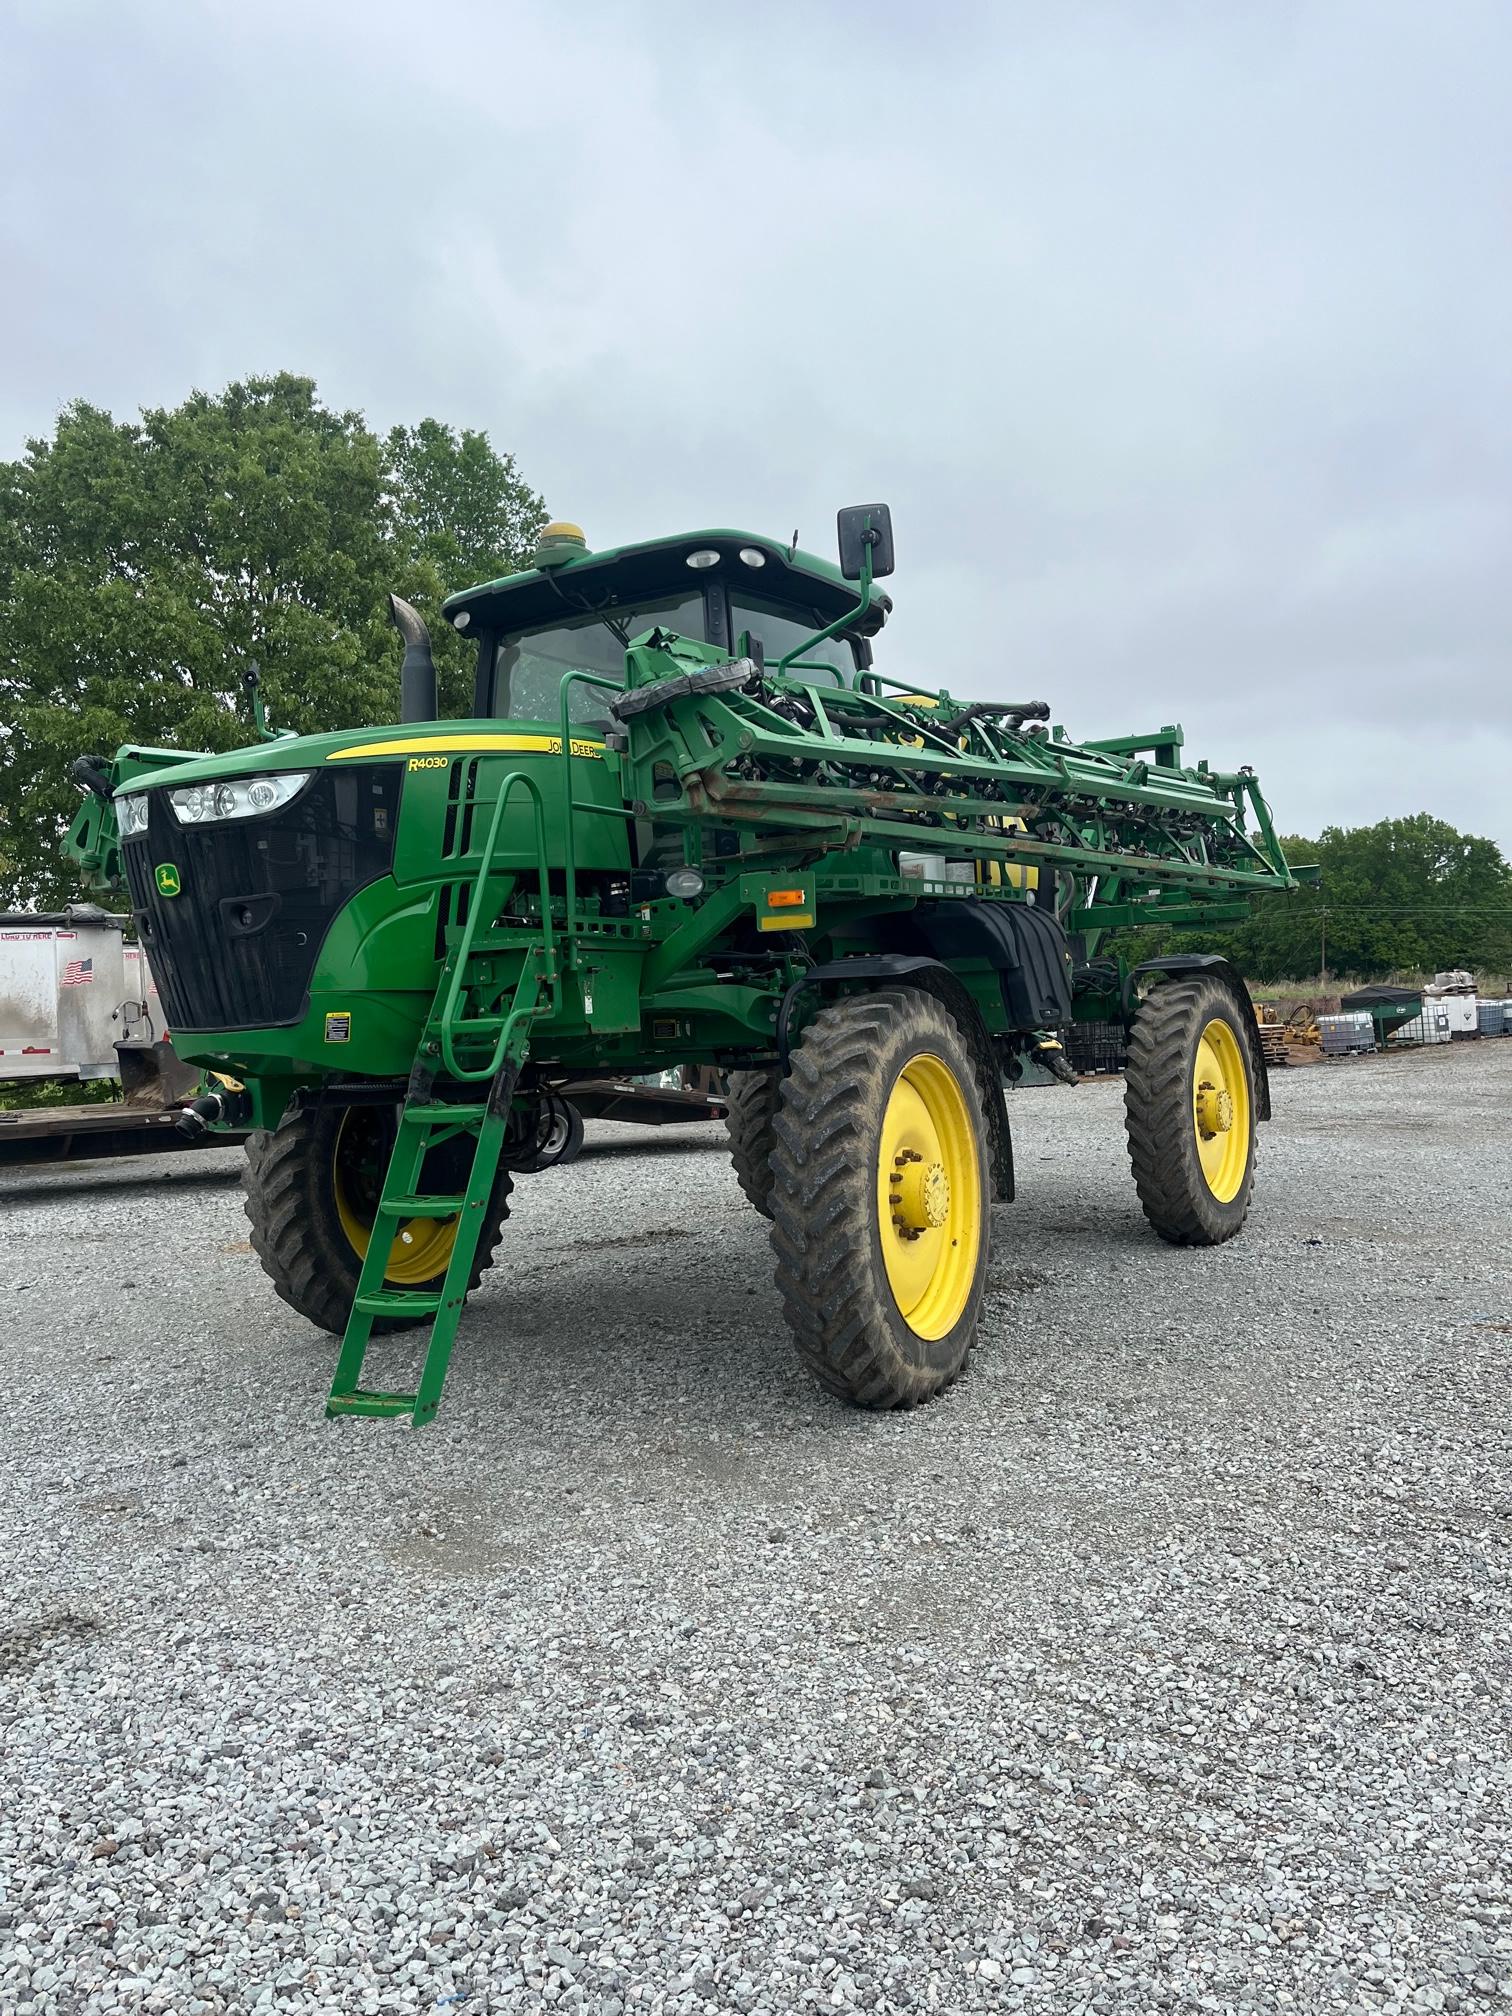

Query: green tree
left=0, top=374, right=546, bottom=908
left=385, top=417, right=542, bottom=586
left=1109, top=815, right=1512, bottom=983
left=384, top=417, right=547, bottom=718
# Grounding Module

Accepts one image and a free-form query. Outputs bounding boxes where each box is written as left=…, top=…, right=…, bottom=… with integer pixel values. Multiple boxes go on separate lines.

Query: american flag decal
left=62, top=957, right=94, bottom=987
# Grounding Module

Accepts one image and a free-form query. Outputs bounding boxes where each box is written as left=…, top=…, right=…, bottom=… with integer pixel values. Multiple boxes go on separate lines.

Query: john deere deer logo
left=154, top=863, right=181, bottom=898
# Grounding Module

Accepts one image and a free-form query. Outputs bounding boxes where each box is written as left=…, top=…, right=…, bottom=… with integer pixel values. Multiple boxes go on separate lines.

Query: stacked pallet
left=1256, top=1020, right=1289, bottom=1067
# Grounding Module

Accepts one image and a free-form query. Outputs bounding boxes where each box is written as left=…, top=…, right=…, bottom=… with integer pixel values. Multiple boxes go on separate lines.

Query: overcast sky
left=6, top=0, right=1511, bottom=852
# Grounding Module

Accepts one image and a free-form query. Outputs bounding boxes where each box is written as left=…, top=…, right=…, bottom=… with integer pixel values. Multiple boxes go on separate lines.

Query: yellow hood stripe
left=328, top=733, right=605, bottom=762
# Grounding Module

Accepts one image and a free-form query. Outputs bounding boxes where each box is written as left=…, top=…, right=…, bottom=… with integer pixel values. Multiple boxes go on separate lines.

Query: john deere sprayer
left=67, top=507, right=1301, bottom=1425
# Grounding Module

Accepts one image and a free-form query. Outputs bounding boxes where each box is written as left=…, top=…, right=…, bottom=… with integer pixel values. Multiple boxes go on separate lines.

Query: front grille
left=124, top=765, right=402, bottom=1030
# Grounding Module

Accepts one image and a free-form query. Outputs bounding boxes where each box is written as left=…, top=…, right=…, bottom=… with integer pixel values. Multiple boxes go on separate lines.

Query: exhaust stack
left=389, top=594, right=438, bottom=722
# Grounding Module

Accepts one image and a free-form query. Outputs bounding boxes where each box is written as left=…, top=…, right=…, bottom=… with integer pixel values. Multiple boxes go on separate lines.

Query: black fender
left=911, top=899, right=1074, bottom=1030
left=1130, top=953, right=1271, bottom=1123
left=778, top=954, right=1014, bottom=1202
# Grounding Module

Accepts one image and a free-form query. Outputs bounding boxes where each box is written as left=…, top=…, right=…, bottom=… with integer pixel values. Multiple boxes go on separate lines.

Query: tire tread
left=242, top=1107, right=511, bottom=1334
left=1124, top=977, right=1256, bottom=1246
left=724, top=1069, right=780, bottom=1219
left=767, top=989, right=990, bottom=1409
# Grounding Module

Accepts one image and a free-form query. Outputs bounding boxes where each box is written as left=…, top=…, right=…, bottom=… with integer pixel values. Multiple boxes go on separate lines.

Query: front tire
left=769, top=989, right=991, bottom=1408
left=1124, top=976, right=1257, bottom=1245
left=243, top=1104, right=511, bottom=1335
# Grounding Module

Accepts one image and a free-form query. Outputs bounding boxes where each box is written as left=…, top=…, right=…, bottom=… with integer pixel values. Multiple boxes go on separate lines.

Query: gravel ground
left=1, top=1041, right=1509, bottom=2016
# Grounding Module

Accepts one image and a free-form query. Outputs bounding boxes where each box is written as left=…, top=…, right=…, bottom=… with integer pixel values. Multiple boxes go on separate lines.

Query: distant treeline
left=1109, top=814, right=1512, bottom=985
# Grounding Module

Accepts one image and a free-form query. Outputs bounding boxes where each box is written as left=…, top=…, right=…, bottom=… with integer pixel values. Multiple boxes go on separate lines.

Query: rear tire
left=243, top=1104, right=511, bottom=1335
left=1124, top=976, right=1257, bottom=1245
left=725, top=1069, right=779, bottom=1218
left=769, top=989, right=990, bottom=1408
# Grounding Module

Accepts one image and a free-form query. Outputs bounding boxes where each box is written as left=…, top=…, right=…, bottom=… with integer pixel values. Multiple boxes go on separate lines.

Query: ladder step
left=327, top=1390, right=418, bottom=1419
left=381, top=1193, right=467, bottom=1217
left=353, top=1289, right=445, bottom=1317
left=326, top=938, right=537, bottom=1425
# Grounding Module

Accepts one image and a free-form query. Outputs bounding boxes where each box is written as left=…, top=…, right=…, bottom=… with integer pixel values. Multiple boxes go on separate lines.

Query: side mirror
left=837, top=502, right=895, bottom=581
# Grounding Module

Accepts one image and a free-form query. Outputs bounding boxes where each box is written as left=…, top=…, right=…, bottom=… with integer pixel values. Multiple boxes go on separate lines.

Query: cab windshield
left=496, top=593, right=706, bottom=723
left=492, top=585, right=860, bottom=722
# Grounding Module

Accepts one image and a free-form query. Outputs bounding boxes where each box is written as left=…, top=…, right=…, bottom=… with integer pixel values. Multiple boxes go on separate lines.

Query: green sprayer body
left=65, top=512, right=1301, bottom=1423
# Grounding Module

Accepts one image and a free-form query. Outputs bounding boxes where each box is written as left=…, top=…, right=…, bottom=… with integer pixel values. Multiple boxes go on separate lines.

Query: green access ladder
left=326, top=774, right=558, bottom=1426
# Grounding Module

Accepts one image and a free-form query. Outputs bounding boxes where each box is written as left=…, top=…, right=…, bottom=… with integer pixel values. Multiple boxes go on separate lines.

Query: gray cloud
left=5, top=0, right=1510, bottom=848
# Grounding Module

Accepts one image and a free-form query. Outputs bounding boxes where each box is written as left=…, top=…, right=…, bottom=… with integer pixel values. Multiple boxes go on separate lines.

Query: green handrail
left=557, top=669, right=626, bottom=959
left=439, top=768, right=555, bottom=1081
left=777, top=534, right=874, bottom=674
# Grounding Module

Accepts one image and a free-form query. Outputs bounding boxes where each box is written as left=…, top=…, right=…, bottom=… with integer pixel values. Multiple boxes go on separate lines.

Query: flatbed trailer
left=0, top=1100, right=250, bottom=1167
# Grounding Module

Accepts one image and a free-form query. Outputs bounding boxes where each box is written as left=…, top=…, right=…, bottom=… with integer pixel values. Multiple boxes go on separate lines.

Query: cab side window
left=730, top=595, right=853, bottom=687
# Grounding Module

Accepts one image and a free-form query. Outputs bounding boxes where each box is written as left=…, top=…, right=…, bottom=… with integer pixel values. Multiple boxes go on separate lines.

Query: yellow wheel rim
left=875, top=1052, right=982, bottom=1340
left=1192, top=1016, right=1252, bottom=1203
left=332, top=1109, right=460, bottom=1286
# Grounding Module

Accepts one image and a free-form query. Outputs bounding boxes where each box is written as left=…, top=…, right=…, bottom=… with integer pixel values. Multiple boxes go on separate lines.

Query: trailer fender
left=1130, top=954, right=1271, bottom=1123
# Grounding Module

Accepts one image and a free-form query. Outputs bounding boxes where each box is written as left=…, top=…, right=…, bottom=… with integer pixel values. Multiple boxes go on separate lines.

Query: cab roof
left=441, top=529, right=893, bottom=639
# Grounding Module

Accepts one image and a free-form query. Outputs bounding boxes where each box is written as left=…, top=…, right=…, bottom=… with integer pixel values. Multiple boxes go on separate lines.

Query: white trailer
left=0, top=909, right=135, bottom=1081
left=0, top=906, right=216, bottom=1166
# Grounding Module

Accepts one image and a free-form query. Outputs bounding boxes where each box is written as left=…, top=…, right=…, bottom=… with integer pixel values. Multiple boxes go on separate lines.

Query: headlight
left=118, top=794, right=150, bottom=836
left=168, top=772, right=310, bottom=824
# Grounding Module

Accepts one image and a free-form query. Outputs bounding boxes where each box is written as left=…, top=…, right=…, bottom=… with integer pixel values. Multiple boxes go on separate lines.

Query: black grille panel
left=124, top=766, right=402, bottom=1030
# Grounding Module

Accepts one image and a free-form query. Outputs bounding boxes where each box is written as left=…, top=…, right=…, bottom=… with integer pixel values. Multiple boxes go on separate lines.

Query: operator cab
left=443, top=524, right=894, bottom=726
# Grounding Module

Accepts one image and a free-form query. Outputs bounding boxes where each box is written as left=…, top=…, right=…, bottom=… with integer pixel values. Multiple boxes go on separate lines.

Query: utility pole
left=1320, top=907, right=1328, bottom=991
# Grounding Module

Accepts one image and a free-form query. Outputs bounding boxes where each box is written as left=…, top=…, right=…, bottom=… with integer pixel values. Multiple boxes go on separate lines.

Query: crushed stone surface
left=1, top=1040, right=1508, bottom=2013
